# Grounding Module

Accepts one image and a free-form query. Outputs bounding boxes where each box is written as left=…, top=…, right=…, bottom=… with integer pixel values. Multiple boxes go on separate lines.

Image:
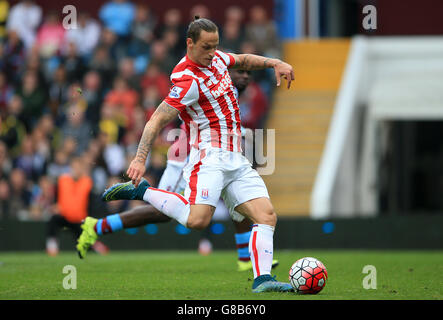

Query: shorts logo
left=201, top=188, right=209, bottom=199
left=169, top=86, right=183, bottom=98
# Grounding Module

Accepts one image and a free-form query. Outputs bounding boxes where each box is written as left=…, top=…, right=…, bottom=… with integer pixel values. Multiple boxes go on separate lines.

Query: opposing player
left=76, top=69, right=279, bottom=272
left=99, top=17, right=294, bottom=293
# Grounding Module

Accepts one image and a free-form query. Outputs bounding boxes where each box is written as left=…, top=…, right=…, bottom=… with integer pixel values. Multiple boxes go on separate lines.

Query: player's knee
left=257, top=209, right=277, bottom=227
left=186, top=216, right=211, bottom=230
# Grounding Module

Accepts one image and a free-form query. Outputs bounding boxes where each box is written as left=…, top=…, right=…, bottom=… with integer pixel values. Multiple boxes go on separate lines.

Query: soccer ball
left=289, top=257, right=328, bottom=294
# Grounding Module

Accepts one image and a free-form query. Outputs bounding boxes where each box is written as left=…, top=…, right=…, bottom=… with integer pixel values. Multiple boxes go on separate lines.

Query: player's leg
left=233, top=217, right=253, bottom=269
left=76, top=204, right=171, bottom=258
left=234, top=197, right=291, bottom=292
left=232, top=211, right=280, bottom=272
left=222, top=163, right=292, bottom=292
left=46, top=214, right=65, bottom=256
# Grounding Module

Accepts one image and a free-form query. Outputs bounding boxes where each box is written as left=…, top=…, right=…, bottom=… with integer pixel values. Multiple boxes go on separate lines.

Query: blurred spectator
left=47, top=149, right=70, bottom=181
left=0, top=0, right=8, bottom=40
left=29, top=175, right=54, bottom=220
left=190, top=4, right=211, bottom=20
left=99, top=0, right=135, bottom=39
left=162, top=28, right=183, bottom=61
left=142, top=86, right=161, bottom=121
left=104, top=76, right=139, bottom=130
left=149, top=40, right=176, bottom=74
left=23, top=48, right=48, bottom=90
left=16, top=71, right=48, bottom=131
left=36, top=114, right=59, bottom=145
left=31, top=126, right=51, bottom=166
left=82, top=70, right=103, bottom=133
left=0, top=178, right=9, bottom=219
left=1, top=30, right=25, bottom=84
left=8, top=168, right=32, bottom=220
left=61, top=103, right=92, bottom=156
left=45, top=156, right=105, bottom=256
left=6, top=0, right=42, bottom=50
left=61, top=136, right=78, bottom=159
left=0, top=95, right=26, bottom=156
left=14, top=134, right=46, bottom=181
left=55, top=82, right=85, bottom=125
left=225, top=5, right=245, bottom=25
left=99, top=102, right=122, bottom=145
left=0, top=140, right=12, bottom=180
left=97, top=28, right=127, bottom=62
left=141, top=62, right=170, bottom=99
left=64, top=11, right=101, bottom=59
left=88, top=45, right=117, bottom=90
left=129, top=4, right=156, bottom=57
left=155, top=8, right=186, bottom=52
left=118, top=57, right=141, bottom=91
left=0, top=71, right=13, bottom=116
left=34, top=10, right=66, bottom=58
left=98, top=130, right=126, bottom=177
left=220, top=20, right=244, bottom=53
left=48, top=65, right=70, bottom=117
left=60, top=42, right=86, bottom=83
left=245, top=5, right=281, bottom=58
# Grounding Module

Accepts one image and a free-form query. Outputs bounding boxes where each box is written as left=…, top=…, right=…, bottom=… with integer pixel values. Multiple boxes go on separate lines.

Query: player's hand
left=274, top=60, right=295, bottom=89
left=126, top=158, right=146, bottom=187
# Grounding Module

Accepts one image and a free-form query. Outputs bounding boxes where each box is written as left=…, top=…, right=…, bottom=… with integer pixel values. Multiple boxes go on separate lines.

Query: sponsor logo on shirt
left=209, top=72, right=233, bottom=99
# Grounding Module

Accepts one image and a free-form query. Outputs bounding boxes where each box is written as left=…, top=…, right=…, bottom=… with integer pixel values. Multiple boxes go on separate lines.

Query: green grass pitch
left=0, top=250, right=442, bottom=300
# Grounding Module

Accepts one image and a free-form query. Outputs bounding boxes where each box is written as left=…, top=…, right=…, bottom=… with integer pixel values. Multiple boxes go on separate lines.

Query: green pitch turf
left=0, top=250, right=442, bottom=300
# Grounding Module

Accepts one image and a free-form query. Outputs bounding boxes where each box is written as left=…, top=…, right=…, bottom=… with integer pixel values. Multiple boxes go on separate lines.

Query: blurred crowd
left=0, top=0, right=281, bottom=222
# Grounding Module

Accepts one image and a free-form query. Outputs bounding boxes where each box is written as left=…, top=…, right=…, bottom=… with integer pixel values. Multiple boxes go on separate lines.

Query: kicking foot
left=102, top=178, right=150, bottom=202
left=76, top=217, right=98, bottom=259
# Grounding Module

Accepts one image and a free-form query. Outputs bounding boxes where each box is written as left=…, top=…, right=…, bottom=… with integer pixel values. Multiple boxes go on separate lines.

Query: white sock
left=249, top=224, right=274, bottom=279
left=143, top=187, right=190, bottom=227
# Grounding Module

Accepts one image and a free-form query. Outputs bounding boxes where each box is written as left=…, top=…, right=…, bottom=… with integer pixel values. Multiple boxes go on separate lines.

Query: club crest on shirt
left=169, top=86, right=183, bottom=98
left=201, top=188, right=209, bottom=199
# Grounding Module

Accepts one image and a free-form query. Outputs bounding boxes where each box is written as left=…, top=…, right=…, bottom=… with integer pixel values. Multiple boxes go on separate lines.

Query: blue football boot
left=102, top=178, right=150, bottom=201
left=252, top=275, right=294, bottom=293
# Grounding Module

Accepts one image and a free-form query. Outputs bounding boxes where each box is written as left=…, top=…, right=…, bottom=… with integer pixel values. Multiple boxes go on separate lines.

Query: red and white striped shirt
left=163, top=50, right=242, bottom=153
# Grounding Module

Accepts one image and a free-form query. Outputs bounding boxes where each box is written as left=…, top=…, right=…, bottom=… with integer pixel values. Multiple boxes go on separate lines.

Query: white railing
left=310, top=36, right=368, bottom=219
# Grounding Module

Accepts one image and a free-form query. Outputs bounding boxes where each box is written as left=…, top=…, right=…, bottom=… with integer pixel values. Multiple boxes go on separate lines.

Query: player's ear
left=186, top=38, right=194, bottom=48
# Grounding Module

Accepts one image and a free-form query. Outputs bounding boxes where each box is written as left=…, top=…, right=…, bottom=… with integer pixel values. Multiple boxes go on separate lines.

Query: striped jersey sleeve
left=164, top=77, right=199, bottom=112
left=215, top=50, right=236, bottom=68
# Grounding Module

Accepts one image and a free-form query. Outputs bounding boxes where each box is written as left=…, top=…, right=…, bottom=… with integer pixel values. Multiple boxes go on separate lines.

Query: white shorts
left=182, top=147, right=270, bottom=222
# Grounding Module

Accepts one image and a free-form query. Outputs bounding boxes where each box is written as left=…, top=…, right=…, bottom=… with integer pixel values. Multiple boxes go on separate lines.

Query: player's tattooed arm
left=232, top=53, right=281, bottom=70
left=134, top=101, right=179, bottom=164
left=231, top=53, right=295, bottom=89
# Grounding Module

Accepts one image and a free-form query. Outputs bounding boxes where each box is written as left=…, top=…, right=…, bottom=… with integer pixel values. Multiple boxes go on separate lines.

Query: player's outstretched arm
left=128, top=101, right=179, bottom=186
left=231, top=53, right=295, bottom=89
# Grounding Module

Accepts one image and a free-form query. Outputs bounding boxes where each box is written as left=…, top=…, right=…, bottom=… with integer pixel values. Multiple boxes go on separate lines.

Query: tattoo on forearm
left=135, top=102, right=179, bottom=163
left=236, top=54, right=281, bottom=71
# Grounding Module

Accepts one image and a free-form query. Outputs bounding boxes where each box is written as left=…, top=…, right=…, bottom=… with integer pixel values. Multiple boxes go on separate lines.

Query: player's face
left=229, top=69, right=250, bottom=92
left=187, top=30, right=219, bottom=66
